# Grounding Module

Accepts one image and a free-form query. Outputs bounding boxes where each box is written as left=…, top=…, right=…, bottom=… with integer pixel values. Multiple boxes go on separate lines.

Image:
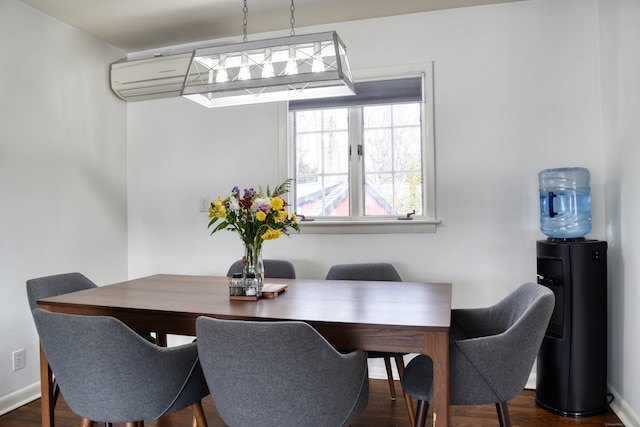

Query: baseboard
left=608, top=384, right=640, bottom=427
left=368, top=358, right=396, bottom=379
left=0, top=382, right=40, bottom=416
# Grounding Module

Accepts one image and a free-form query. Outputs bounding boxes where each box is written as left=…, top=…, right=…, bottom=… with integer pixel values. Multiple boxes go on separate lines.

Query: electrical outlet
left=12, top=349, right=25, bottom=371
left=199, top=196, right=209, bottom=212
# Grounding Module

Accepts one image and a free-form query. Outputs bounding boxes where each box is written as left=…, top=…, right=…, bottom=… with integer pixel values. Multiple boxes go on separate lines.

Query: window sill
left=297, top=219, right=441, bottom=234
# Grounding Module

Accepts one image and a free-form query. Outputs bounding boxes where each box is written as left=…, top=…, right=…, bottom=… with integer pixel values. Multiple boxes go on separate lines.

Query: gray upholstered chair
left=401, top=282, right=555, bottom=427
left=325, top=263, right=413, bottom=421
left=27, top=272, right=97, bottom=313
left=196, top=317, right=369, bottom=427
left=27, top=272, right=155, bottom=343
left=32, top=309, right=210, bottom=427
left=26, top=272, right=117, bottom=425
left=226, top=258, right=296, bottom=278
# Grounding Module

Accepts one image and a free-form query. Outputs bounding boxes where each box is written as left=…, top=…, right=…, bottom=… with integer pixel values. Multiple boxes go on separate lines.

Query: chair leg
left=81, top=419, right=93, bottom=427
left=415, top=400, right=429, bottom=427
left=495, top=401, right=511, bottom=427
left=383, top=356, right=397, bottom=400
left=394, top=355, right=415, bottom=427
left=191, top=401, right=208, bottom=427
left=155, top=332, right=168, bottom=347
left=52, top=379, right=60, bottom=408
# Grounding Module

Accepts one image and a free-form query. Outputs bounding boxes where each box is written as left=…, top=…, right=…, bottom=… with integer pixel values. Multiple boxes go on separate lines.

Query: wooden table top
left=38, top=274, right=451, bottom=327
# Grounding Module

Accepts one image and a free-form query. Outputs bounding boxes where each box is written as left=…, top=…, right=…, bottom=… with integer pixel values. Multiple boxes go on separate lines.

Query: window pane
left=296, top=175, right=349, bottom=216
left=394, top=172, right=423, bottom=215
left=294, top=109, right=349, bottom=217
left=365, top=174, right=395, bottom=215
left=323, top=131, right=349, bottom=174
left=363, top=103, right=423, bottom=216
left=393, top=127, right=422, bottom=170
left=363, top=105, right=391, bottom=127
left=392, top=103, right=420, bottom=126
left=296, top=132, right=322, bottom=179
left=364, top=128, right=392, bottom=172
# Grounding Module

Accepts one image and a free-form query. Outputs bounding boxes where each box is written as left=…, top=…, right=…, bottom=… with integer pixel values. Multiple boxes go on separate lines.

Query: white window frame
left=278, top=62, right=439, bottom=234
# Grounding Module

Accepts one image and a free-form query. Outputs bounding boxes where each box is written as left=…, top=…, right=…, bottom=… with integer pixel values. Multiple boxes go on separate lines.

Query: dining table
left=36, top=274, right=452, bottom=427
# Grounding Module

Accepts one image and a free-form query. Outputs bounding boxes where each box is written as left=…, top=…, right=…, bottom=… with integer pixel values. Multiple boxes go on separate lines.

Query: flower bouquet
left=208, top=179, right=299, bottom=288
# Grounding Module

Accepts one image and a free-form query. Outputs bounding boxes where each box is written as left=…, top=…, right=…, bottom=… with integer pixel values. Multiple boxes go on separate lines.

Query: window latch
left=298, top=214, right=314, bottom=222
left=398, top=210, right=415, bottom=221
left=357, top=144, right=364, bottom=156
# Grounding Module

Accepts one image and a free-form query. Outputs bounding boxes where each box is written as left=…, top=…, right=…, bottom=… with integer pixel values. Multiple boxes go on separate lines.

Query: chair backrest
left=226, top=259, right=296, bottom=279
left=450, top=283, right=555, bottom=405
left=325, top=262, right=402, bottom=281
left=32, top=309, right=208, bottom=423
left=27, top=272, right=97, bottom=312
left=196, top=317, right=369, bottom=427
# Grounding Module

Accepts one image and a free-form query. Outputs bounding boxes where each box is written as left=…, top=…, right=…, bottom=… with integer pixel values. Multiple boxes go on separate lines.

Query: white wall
left=599, top=0, right=640, bottom=424
left=0, top=0, right=128, bottom=412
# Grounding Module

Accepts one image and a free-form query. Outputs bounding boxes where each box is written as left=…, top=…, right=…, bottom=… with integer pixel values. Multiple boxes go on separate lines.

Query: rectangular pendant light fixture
left=180, top=31, right=355, bottom=108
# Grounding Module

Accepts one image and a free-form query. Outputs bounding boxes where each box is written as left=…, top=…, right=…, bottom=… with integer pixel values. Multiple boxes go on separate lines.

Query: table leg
left=423, top=331, right=449, bottom=427
left=40, top=344, right=54, bottom=427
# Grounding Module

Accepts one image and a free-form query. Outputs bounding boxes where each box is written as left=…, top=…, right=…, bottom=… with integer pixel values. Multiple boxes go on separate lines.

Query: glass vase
left=243, top=242, right=264, bottom=291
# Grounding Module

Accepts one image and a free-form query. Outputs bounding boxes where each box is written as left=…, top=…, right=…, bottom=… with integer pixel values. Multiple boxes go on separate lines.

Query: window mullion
left=348, top=107, right=363, bottom=219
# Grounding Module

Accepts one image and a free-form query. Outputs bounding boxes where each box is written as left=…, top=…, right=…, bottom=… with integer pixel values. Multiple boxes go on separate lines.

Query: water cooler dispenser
left=535, top=167, right=608, bottom=417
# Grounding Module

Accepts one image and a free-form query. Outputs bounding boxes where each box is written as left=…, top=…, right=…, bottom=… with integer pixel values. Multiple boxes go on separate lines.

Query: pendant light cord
left=290, top=0, right=296, bottom=36
left=242, top=0, right=295, bottom=40
left=242, top=0, right=248, bottom=42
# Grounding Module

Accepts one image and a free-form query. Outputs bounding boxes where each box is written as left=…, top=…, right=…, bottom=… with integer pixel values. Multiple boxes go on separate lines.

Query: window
left=281, top=63, right=438, bottom=234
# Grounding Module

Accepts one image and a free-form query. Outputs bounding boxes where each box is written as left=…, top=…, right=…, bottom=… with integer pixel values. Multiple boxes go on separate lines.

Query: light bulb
left=285, top=47, right=298, bottom=75
left=312, top=42, right=325, bottom=73
left=262, top=48, right=275, bottom=78
left=216, top=54, right=228, bottom=83
left=239, top=53, right=251, bottom=80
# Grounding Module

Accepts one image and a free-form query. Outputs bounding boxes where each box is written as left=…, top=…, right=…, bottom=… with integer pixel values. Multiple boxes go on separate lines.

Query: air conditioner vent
left=110, top=53, right=192, bottom=102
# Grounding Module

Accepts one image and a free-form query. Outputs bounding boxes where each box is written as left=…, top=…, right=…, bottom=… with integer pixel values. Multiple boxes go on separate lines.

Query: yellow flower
left=261, top=229, right=282, bottom=240
left=212, top=196, right=227, bottom=218
left=270, top=196, right=284, bottom=211
left=256, top=211, right=267, bottom=221
left=277, top=210, right=288, bottom=221
left=291, top=213, right=297, bottom=222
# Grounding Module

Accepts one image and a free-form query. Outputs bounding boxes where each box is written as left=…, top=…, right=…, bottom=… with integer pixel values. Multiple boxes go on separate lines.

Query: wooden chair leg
left=81, top=419, right=93, bottom=427
left=394, top=355, right=415, bottom=427
left=191, top=401, right=208, bottom=427
left=155, top=332, right=167, bottom=347
left=383, top=356, right=397, bottom=400
left=496, top=401, right=511, bottom=427
left=415, top=400, right=429, bottom=427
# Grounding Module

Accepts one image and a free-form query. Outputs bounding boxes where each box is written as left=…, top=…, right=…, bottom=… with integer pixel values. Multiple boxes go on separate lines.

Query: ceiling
left=20, top=0, right=526, bottom=53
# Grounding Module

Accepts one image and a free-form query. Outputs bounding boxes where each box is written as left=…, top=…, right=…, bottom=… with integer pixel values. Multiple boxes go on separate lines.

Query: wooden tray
left=261, top=283, right=288, bottom=299
left=229, top=283, right=288, bottom=301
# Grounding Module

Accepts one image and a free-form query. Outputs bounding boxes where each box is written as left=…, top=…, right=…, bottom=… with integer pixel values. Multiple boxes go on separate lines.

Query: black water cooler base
left=535, top=398, right=607, bottom=418
left=535, top=239, right=608, bottom=418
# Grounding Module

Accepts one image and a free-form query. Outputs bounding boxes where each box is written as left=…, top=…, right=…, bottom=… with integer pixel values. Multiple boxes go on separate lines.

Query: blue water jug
left=539, top=167, right=591, bottom=239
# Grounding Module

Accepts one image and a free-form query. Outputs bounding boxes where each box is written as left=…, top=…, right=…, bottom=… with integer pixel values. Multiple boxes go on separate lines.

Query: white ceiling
left=19, top=0, right=526, bottom=52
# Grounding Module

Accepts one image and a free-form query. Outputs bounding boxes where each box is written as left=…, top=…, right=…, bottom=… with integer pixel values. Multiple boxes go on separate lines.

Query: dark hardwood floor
left=1, top=379, right=623, bottom=427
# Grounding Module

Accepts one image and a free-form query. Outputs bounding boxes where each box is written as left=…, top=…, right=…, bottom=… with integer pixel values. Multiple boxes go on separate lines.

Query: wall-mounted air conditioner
left=110, top=53, right=192, bottom=102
